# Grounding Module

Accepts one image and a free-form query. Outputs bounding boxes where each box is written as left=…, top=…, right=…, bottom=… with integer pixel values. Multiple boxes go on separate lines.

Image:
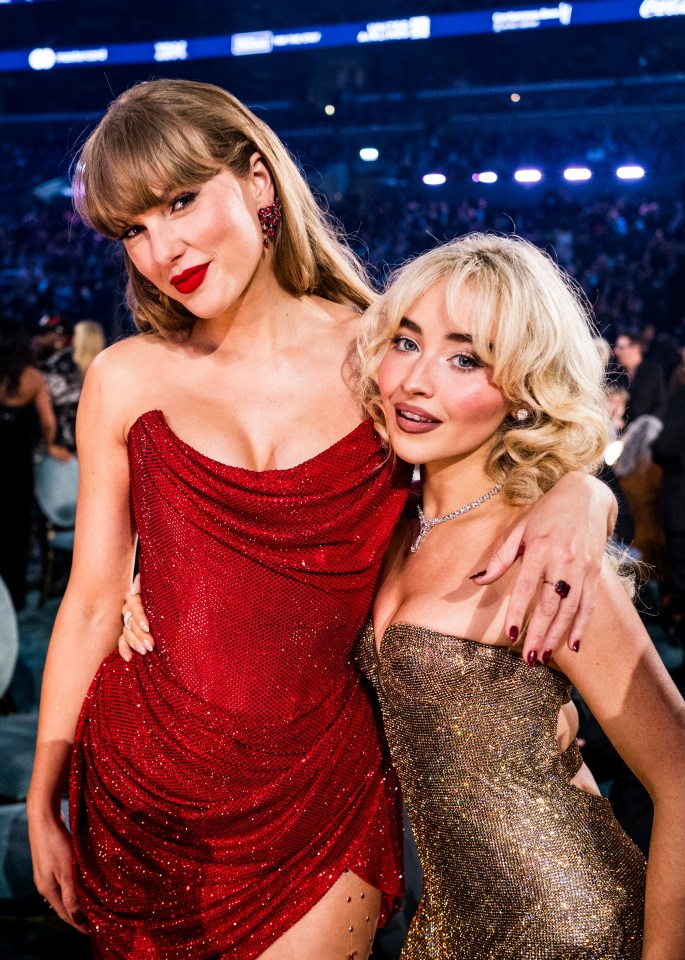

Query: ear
left=247, top=151, right=275, bottom=207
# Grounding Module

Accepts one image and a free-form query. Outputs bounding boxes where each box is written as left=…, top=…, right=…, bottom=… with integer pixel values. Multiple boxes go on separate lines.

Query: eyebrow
left=399, top=316, right=474, bottom=345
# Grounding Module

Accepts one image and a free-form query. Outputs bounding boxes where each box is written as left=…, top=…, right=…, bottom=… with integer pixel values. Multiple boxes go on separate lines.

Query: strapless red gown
left=69, top=410, right=411, bottom=959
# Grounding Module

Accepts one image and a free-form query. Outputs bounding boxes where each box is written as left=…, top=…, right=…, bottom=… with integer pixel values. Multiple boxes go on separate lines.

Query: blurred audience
left=0, top=318, right=56, bottom=610
left=72, top=320, right=106, bottom=380
left=35, top=316, right=80, bottom=460
left=652, top=387, right=685, bottom=642
left=613, top=333, right=668, bottom=423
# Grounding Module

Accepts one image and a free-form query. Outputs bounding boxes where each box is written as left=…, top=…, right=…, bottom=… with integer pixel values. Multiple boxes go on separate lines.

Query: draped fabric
left=70, top=410, right=411, bottom=960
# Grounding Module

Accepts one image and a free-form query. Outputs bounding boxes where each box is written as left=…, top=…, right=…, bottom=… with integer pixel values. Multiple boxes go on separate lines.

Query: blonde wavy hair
left=358, top=233, right=611, bottom=506
left=72, top=320, right=106, bottom=378
left=72, top=79, right=374, bottom=340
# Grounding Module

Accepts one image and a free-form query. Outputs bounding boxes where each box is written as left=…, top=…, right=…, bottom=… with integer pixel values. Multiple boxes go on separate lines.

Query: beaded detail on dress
left=356, top=622, right=646, bottom=960
left=69, top=410, right=411, bottom=960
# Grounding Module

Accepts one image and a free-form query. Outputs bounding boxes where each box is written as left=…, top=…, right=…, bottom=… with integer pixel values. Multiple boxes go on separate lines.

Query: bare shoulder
left=21, top=365, right=48, bottom=394
left=314, top=297, right=363, bottom=338
left=88, top=332, right=168, bottom=379
left=80, top=333, right=174, bottom=439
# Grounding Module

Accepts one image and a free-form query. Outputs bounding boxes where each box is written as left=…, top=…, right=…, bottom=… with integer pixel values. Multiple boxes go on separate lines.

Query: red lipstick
left=170, top=262, right=210, bottom=295
left=394, top=403, right=441, bottom=434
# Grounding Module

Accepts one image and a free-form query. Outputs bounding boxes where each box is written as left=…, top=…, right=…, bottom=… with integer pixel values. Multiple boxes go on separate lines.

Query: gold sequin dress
left=356, top=622, right=646, bottom=959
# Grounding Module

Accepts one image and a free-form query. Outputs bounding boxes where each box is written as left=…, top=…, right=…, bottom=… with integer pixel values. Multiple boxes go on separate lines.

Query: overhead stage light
left=472, top=171, right=498, bottom=183
left=359, top=148, right=379, bottom=162
left=422, top=173, right=446, bottom=186
left=514, top=168, right=542, bottom=183
left=324, top=104, right=335, bottom=116
left=563, top=167, right=592, bottom=182
left=616, top=165, right=645, bottom=180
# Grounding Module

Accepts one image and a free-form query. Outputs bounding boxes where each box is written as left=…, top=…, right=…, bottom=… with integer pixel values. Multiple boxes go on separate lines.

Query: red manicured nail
left=527, top=650, right=538, bottom=667
left=469, top=569, right=487, bottom=580
left=515, top=543, right=525, bottom=560
left=572, top=639, right=580, bottom=653
left=541, top=649, right=552, bottom=665
left=509, top=625, right=519, bottom=643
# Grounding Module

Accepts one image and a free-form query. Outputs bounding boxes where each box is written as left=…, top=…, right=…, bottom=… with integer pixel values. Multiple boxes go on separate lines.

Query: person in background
left=72, top=320, right=106, bottom=381
left=36, top=315, right=80, bottom=461
left=0, top=318, right=56, bottom=609
left=613, top=332, right=667, bottom=423
left=652, top=384, right=685, bottom=648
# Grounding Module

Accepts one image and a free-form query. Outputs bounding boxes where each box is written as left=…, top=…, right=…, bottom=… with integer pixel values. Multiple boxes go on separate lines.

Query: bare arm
left=554, top=564, right=685, bottom=960
left=25, top=367, right=56, bottom=446
left=27, top=354, right=138, bottom=931
left=474, top=472, right=616, bottom=661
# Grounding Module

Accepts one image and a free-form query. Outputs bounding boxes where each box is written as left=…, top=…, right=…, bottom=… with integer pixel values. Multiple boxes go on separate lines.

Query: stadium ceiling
left=0, top=1, right=683, bottom=73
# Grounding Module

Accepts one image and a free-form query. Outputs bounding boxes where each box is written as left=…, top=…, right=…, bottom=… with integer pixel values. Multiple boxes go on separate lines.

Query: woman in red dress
left=27, top=80, right=615, bottom=959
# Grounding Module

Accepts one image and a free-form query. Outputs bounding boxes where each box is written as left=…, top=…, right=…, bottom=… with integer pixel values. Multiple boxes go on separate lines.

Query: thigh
left=257, top=869, right=381, bottom=960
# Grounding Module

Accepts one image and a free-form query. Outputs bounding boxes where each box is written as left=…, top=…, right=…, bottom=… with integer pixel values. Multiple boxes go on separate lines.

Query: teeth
left=401, top=410, right=433, bottom=422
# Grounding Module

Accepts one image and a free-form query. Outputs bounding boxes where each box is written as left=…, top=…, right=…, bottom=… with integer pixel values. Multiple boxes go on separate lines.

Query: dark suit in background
left=652, top=385, right=685, bottom=632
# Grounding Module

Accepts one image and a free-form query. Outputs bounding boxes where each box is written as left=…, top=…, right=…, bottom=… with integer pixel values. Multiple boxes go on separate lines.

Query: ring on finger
left=542, top=578, right=571, bottom=599
left=123, top=610, right=133, bottom=629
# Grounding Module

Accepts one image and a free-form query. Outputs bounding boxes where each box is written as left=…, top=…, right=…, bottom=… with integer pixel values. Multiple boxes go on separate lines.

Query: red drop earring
left=257, top=197, right=282, bottom=249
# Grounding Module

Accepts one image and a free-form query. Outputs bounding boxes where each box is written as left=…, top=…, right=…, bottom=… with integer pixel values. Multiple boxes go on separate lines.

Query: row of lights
left=357, top=149, right=645, bottom=184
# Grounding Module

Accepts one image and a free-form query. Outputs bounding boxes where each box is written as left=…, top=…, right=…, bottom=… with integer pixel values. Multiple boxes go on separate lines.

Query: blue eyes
left=391, top=335, right=419, bottom=353
left=389, top=334, right=481, bottom=370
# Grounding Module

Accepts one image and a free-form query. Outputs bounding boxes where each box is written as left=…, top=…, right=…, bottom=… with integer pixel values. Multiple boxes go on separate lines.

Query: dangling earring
left=257, top=197, right=282, bottom=249
left=144, top=278, right=160, bottom=299
left=515, top=408, right=530, bottom=421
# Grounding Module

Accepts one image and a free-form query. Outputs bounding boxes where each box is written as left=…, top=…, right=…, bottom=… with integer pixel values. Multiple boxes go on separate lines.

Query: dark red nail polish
left=541, top=649, right=552, bottom=665
left=509, top=625, right=519, bottom=643
left=469, top=569, right=487, bottom=580
left=72, top=909, right=87, bottom=926
left=515, top=543, right=525, bottom=560
left=527, top=650, right=538, bottom=667
left=572, top=639, right=580, bottom=653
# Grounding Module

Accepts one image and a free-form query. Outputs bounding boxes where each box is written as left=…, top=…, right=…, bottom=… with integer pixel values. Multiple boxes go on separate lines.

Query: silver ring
left=123, top=610, right=133, bottom=629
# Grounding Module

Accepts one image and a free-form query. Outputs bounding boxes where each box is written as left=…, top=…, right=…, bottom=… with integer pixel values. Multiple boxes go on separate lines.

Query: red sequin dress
left=69, top=410, right=411, bottom=960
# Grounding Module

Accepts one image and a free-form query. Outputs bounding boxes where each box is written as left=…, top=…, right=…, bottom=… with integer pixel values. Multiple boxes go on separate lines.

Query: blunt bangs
left=73, top=107, right=225, bottom=239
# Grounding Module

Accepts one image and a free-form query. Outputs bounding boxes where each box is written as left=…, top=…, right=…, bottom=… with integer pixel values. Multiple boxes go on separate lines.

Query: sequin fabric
left=69, top=410, right=411, bottom=960
left=356, top=622, right=647, bottom=959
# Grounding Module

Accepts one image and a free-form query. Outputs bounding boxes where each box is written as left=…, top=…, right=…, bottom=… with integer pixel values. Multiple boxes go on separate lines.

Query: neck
left=190, top=270, right=299, bottom=355
left=420, top=453, right=495, bottom=519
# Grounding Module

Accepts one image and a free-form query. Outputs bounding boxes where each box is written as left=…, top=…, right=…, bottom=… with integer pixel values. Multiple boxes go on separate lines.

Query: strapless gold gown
left=356, top=622, right=646, bottom=959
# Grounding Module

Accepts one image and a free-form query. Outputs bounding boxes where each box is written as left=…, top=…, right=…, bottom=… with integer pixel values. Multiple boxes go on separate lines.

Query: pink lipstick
left=394, top=403, right=441, bottom=434
left=170, top=262, right=210, bottom=295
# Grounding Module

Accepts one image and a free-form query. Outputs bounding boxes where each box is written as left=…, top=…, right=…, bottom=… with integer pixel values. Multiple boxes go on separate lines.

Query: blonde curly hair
left=357, top=233, right=611, bottom=505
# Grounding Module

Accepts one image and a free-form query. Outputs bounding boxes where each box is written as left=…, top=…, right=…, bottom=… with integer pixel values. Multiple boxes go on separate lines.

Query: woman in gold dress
left=356, top=234, right=685, bottom=959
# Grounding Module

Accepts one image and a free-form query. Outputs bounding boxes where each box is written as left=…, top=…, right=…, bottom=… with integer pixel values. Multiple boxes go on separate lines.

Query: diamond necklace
left=411, top=483, right=503, bottom=553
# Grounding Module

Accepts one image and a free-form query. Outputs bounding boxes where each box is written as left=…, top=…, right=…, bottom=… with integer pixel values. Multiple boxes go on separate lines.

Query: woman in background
left=72, top=320, right=106, bottom=380
left=0, top=318, right=56, bottom=609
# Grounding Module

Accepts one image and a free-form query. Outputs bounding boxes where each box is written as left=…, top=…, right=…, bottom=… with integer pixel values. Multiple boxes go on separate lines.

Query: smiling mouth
left=170, top=262, right=210, bottom=294
left=395, top=406, right=441, bottom=433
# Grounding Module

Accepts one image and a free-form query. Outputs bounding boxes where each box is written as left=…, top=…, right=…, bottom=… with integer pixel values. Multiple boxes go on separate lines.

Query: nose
left=146, top=222, right=184, bottom=268
left=400, top=352, right=435, bottom=397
